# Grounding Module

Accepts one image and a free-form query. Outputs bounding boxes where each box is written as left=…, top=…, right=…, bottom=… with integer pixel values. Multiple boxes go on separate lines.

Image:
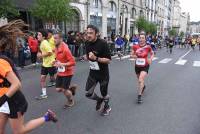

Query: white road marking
left=116, top=55, right=130, bottom=60
left=193, top=61, right=200, bottom=67
left=152, top=57, right=158, bottom=61
left=175, top=59, right=187, bottom=65
left=179, top=49, right=192, bottom=59
left=159, top=58, right=172, bottom=63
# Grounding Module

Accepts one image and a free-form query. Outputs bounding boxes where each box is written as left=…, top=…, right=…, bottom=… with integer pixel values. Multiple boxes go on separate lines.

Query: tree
left=0, top=0, right=19, bottom=19
left=179, top=31, right=184, bottom=37
left=169, top=28, right=177, bottom=37
left=146, top=22, right=157, bottom=35
left=31, top=0, right=74, bottom=25
left=136, top=17, right=148, bottom=32
left=136, top=17, right=157, bottom=35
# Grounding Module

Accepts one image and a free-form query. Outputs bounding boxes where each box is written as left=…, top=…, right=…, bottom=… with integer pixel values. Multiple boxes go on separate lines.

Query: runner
left=36, top=30, right=56, bottom=100
left=191, top=37, right=196, bottom=51
left=85, top=25, right=112, bottom=116
left=47, top=30, right=56, bottom=87
left=0, top=20, right=57, bottom=134
left=53, top=32, right=77, bottom=108
left=131, top=31, right=154, bottom=104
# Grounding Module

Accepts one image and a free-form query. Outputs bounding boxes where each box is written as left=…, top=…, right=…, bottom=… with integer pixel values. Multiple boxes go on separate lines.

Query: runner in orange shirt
left=53, top=32, right=77, bottom=108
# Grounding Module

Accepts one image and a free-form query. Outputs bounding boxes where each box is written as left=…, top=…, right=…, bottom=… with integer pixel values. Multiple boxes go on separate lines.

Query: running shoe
left=63, top=99, right=75, bottom=109
left=44, top=109, right=58, bottom=123
left=137, top=95, right=142, bottom=104
left=101, top=105, right=111, bottom=116
left=35, top=94, right=48, bottom=100
left=47, top=82, right=56, bottom=87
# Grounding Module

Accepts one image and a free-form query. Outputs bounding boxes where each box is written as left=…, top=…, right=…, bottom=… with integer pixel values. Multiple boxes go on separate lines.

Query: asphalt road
left=6, top=46, right=200, bottom=134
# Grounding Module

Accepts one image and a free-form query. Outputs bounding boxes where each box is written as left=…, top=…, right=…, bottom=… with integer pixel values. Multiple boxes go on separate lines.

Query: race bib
left=0, top=102, right=10, bottom=114
left=89, top=61, right=100, bottom=70
left=136, top=58, right=146, bottom=66
left=58, top=66, right=66, bottom=73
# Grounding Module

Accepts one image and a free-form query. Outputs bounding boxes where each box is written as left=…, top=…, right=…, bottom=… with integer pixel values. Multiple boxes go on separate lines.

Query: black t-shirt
left=86, top=38, right=111, bottom=76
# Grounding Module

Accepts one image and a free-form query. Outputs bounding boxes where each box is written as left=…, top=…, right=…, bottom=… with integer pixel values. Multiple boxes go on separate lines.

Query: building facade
left=10, top=0, right=190, bottom=37
left=172, top=0, right=181, bottom=33
left=157, top=0, right=165, bottom=36
left=179, top=12, right=190, bottom=35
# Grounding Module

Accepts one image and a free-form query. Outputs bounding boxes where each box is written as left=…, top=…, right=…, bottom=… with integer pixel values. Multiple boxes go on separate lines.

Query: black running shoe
left=137, top=95, right=143, bottom=104
left=96, top=98, right=103, bottom=111
left=101, top=105, right=111, bottom=116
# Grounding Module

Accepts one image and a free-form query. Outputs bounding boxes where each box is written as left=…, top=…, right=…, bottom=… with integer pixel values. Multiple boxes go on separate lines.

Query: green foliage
left=136, top=17, right=157, bottom=34
left=179, top=31, right=184, bottom=37
left=169, top=28, right=177, bottom=37
left=0, top=0, right=19, bottom=18
left=31, top=0, right=74, bottom=23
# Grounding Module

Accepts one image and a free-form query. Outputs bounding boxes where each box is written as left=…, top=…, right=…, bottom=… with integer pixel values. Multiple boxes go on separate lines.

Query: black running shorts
left=41, top=66, right=57, bottom=76
left=56, top=75, right=72, bottom=90
left=7, top=91, right=28, bottom=118
left=135, top=65, right=150, bottom=75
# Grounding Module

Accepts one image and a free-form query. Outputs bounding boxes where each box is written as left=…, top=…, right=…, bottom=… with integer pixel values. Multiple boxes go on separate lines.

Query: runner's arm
left=5, top=71, right=22, bottom=97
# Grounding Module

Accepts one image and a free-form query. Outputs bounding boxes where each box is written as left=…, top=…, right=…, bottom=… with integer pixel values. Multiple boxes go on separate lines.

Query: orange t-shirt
left=0, top=59, right=12, bottom=97
left=55, top=42, right=76, bottom=76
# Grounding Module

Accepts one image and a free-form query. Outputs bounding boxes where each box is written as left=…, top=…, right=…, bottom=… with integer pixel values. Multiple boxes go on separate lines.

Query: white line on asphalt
left=179, top=49, right=192, bottom=59
left=152, top=57, right=158, bottom=61
left=129, top=58, right=135, bottom=61
left=159, top=58, right=172, bottom=63
left=112, top=55, right=118, bottom=58
left=116, top=55, right=130, bottom=60
left=193, top=61, right=200, bottom=67
left=175, top=59, right=187, bottom=65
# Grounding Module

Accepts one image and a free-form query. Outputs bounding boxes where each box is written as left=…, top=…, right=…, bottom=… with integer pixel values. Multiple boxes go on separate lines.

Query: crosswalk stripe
left=193, top=61, right=200, bottom=67
left=116, top=55, right=130, bottom=60
left=152, top=57, right=158, bottom=61
left=158, top=58, right=172, bottom=63
left=129, top=58, right=135, bottom=61
left=175, top=59, right=187, bottom=65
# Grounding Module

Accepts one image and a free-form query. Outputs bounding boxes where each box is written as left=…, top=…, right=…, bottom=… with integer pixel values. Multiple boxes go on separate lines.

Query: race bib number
left=0, top=102, right=10, bottom=114
left=89, top=61, right=100, bottom=70
left=136, top=58, right=146, bottom=66
left=58, top=66, right=66, bottom=73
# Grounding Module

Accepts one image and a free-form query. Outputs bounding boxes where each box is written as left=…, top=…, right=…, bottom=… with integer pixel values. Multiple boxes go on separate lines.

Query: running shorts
left=135, top=65, right=150, bottom=75
left=56, top=75, right=72, bottom=90
left=41, top=66, right=57, bottom=76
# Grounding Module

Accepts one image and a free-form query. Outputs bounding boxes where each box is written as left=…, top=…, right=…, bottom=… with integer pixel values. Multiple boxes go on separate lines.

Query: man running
left=36, top=30, right=56, bottom=100
left=131, top=31, right=154, bottom=104
left=85, top=25, right=112, bottom=116
left=53, top=32, right=77, bottom=108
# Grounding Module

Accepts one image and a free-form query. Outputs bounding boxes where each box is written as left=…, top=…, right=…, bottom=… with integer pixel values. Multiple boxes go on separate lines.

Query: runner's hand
left=147, top=59, right=152, bottom=64
left=37, top=52, right=42, bottom=59
left=89, top=52, right=97, bottom=61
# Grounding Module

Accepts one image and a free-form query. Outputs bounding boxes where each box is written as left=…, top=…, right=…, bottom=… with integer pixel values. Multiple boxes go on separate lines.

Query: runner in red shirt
left=131, top=31, right=154, bottom=104
left=53, top=32, right=77, bottom=108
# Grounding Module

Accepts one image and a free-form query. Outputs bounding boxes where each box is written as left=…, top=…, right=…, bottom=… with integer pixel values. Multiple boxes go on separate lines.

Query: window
left=109, top=1, right=116, bottom=12
left=131, top=8, right=136, bottom=18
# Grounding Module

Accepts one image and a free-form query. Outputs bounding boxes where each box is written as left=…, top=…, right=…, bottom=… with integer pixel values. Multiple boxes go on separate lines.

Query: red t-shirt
left=55, top=42, right=75, bottom=76
left=28, top=36, right=38, bottom=52
left=132, top=44, right=153, bottom=67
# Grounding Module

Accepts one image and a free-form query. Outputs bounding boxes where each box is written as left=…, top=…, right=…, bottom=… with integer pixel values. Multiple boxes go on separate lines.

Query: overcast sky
left=179, top=0, right=200, bottom=22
